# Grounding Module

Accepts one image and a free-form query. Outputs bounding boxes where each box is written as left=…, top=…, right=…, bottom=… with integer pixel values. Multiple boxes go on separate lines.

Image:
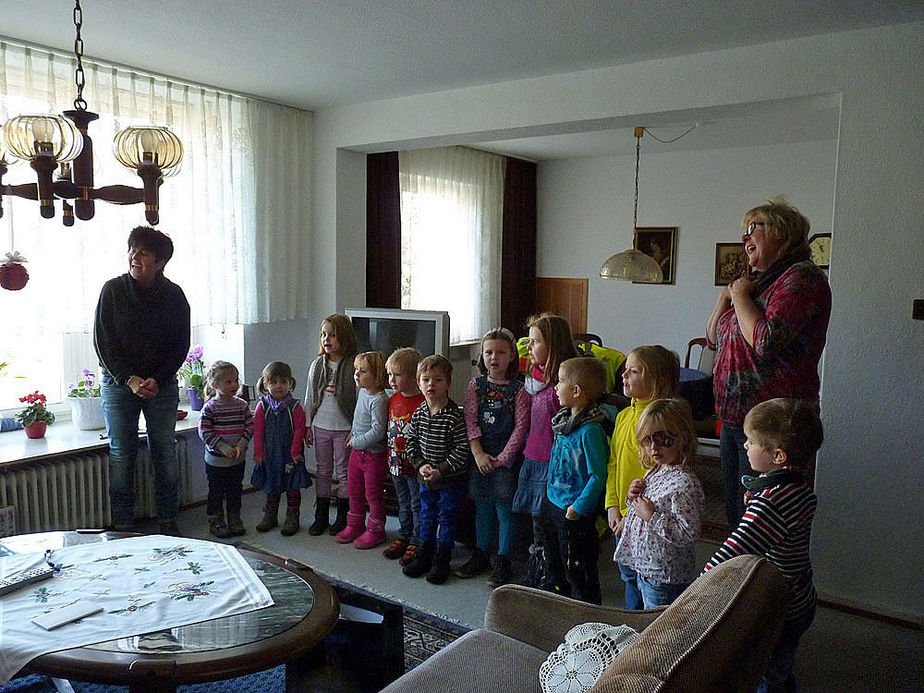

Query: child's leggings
left=313, top=427, right=350, bottom=498
left=474, top=499, right=516, bottom=556
left=346, top=449, right=388, bottom=523
left=266, top=490, right=301, bottom=510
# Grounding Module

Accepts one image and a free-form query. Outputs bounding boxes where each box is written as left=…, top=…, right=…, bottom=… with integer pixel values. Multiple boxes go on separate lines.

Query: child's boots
left=426, top=543, right=453, bottom=585
left=308, top=497, right=330, bottom=535
left=329, top=500, right=349, bottom=535
left=226, top=512, right=246, bottom=537
left=208, top=513, right=232, bottom=539
left=453, top=547, right=490, bottom=578
left=256, top=505, right=279, bottom=533
left=280, top=507, right=300, bottom=536
left=402, top=542, right=434, bottom=578
left=354, top=517, right=386, bottom=549
left=336, top=511, right=366, bottom=544
left=488, top=554, right=513, bottom=587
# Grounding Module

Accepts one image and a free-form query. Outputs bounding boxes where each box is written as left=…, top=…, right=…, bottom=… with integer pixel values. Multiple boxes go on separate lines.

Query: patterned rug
left=4, top=573, right=469, bottom=692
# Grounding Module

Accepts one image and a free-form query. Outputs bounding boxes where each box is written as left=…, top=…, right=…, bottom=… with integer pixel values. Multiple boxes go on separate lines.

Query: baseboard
left=815, top=593, right=922, bottom=630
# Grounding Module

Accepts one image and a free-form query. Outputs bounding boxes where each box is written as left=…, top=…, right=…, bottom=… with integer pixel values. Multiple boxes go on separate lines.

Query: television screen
left=346, top=308, right=450, bottom=358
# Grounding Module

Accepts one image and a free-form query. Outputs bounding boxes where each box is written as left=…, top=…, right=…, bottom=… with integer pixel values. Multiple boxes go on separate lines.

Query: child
left=605, top=345, right=679, bottom=534
left=382, top=348, right=426, bottom=566
left=251, top=361, right=309, bottom=536
left=336, top=351, right=390, bottom=548
left=512, top=313, right=579, bottom=588
left=198, top=360, right=253, bottom=538
left=456, top=328, right=529, bottom=586
left=402, top=355, right=471, bottom=585
left=704, top=398, right=823, bottom=693
left=539, top=356, right=609, bottom=604
left=613, top=398, right=704, bottom=609
left=304, top=314, right=358, bottom=536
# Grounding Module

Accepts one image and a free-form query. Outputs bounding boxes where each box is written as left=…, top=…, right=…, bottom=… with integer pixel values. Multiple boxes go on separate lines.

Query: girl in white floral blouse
left=613, top=399, right=704, bottom=609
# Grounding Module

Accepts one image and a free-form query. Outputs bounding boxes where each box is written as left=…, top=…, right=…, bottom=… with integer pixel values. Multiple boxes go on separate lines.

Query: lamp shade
left=1, top=115, right=83, bottom=162
left=600, top=248, right=663, bottom=283
left=113, top=126, right=183, bottom=176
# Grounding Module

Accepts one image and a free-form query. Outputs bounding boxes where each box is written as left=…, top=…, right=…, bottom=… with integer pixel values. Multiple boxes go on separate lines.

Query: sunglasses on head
left=640, top=430, right=676, bottom=448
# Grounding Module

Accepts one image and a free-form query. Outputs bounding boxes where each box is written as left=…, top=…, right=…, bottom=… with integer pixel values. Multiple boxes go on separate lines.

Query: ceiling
left=2, top=1, right=921, bottom=159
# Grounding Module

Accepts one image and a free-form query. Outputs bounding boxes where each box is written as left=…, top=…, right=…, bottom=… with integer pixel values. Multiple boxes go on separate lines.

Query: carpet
left=4, top=564, right=469, bottom=693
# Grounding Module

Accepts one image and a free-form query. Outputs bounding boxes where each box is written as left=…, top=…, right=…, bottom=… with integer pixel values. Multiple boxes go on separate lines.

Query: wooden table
left=4, top=531, right=339, bottom=693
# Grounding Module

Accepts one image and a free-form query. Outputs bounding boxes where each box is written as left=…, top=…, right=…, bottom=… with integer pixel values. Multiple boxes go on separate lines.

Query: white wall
left=537, top=140, right=838, bottom=357
left=309, top=23, right=924, bottom=621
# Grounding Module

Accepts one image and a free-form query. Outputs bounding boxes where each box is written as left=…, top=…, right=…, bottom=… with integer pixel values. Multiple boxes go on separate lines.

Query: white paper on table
left=0, top=535, right=274, bottom=684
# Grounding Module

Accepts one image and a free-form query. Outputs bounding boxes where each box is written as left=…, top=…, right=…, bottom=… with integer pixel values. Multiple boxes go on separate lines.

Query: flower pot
left=188, top=387, right=204, bottom=412
left=24, top=421, right=47, bottom=439
left=67, top=396, right=107, bottom=430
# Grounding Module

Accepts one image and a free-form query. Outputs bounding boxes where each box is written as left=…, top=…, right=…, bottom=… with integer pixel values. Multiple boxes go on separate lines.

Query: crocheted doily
left=539, top=622, right=641, bottom=693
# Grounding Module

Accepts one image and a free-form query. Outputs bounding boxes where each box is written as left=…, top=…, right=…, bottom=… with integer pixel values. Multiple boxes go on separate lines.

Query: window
left=398, top=147, right=505, bottom=344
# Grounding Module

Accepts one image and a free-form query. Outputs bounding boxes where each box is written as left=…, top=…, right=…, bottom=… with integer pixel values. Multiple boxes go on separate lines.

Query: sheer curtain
left=399, top=147, right=505, bottom=344
left=0, top=40, right=312, bottom=407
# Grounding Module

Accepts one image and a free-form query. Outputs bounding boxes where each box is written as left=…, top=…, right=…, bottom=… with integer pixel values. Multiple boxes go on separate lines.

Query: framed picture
left=633, top=227, right=677, bottom=284
left=714, top=243, right=748, bottom=286
left=808, top=232, right=832, bottom=270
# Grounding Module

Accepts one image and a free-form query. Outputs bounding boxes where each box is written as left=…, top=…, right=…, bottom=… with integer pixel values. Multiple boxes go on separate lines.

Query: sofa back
left=593, top=555, right=790, bottom=693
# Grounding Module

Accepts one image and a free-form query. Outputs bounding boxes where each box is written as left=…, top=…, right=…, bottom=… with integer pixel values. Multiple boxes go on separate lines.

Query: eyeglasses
left=744, top=221, right=767, bottom=236
left=640, top=431, right=676, bottom=448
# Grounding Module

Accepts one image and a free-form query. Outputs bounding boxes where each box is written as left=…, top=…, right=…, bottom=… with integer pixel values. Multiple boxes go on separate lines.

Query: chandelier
left=0, top=0, right=183, bottom=226
left=599, top=127, right=663, bottom=283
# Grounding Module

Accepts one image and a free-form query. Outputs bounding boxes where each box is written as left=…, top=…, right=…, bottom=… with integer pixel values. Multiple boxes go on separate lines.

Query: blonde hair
left=355, top=351, right=387, bottom=392
left=560, top=357, right=606, bottom=404
left=636, top=399, right=697, bottom=468
left=627, top=345, right=679, bottom=400
left=744, top=398, right=824, bottom=469
left=417, top=354, right=453, bottom=381
left=203, top=360, right=239, bottom=400
left=257, top=361, right=296, bottom=396
left=317, top=314, right=357, bottom=358
left=527, top=313, right=579, bottom=385
left=386, top=347, right=423, bottom=376
left=742, top=197, right=811, bottom=259
left=477, top=327, right=520, bottom=380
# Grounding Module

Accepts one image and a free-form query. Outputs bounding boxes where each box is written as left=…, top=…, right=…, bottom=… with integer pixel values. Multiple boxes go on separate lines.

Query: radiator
left=0, top=437, right=190, bottom=536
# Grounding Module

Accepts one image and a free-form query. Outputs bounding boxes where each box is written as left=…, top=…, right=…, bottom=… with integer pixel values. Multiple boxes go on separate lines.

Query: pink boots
left=335, top=511, right=366, bottom=544
left=354, top=518, right=386, bottom=550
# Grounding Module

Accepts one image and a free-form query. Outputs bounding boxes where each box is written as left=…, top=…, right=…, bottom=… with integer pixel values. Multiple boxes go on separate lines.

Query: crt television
left=345, top=308, right=450, bottom=357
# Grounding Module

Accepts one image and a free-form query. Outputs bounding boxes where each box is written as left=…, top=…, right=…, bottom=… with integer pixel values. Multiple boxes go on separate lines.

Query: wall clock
left=808, top=233, right=831, bottom=270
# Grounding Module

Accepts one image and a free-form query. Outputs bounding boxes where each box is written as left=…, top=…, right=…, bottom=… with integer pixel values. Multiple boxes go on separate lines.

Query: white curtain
left=0, top=40, right=312, bottom=406
left=399, top=146, right=505, bottom=344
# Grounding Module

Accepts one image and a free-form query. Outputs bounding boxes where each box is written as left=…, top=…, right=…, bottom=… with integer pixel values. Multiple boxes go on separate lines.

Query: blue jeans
left=757, top=606, right=815, bottom=693
left=102, top=373, right=179, bottom=525
left=720, top=423, right=751, bottom=526
left=418, top=486, right=465, bottom=549
left=392, top=474, right=421, bottom=544
left=618, top=563, right=689, bottom=609
left=475, top=498, right=516, bottom=556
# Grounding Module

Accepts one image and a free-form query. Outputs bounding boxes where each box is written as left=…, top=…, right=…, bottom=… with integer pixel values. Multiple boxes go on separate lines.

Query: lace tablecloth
left=0, top=535, right=273, bottom=684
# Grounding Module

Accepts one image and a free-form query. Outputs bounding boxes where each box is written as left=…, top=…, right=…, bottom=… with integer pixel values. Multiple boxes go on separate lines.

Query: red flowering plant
left=14, top=391, right=56, bottom=426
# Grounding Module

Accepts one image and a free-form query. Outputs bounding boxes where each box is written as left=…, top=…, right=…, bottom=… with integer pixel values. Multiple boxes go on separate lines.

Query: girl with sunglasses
left=612, top=398, right=704, bottom=609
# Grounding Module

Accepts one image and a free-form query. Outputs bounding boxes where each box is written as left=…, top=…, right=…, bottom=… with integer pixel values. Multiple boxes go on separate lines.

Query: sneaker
left=383, top=539, right=408, bottom=560
left=398, top=544, right=418, bottom=567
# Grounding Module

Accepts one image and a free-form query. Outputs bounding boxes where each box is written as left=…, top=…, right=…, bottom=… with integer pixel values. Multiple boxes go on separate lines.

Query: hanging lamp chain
left=72, top=0, right=87, bottom=111
left=632, top=131, right=641, bottom=229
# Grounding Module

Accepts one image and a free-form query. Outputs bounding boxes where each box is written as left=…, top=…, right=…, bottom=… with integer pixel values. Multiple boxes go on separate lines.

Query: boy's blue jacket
left=546, top=404, right=615, bottom=516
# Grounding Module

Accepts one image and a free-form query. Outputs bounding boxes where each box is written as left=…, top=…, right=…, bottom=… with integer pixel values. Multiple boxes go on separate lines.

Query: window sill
left=0, top=411, right=201, bottom=467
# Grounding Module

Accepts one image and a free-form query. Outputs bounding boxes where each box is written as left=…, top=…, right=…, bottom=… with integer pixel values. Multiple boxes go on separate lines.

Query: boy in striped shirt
left=401, top=355, right=471, bottom=585
left=703, top=398, right=823, bottom=693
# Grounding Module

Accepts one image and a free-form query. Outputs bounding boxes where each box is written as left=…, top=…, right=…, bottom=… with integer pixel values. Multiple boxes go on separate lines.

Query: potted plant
left=15, top=391, right=55, bottom=439
left=66, top=369, right=106, bottom=430
left=178, top=345, right=206, bottom=411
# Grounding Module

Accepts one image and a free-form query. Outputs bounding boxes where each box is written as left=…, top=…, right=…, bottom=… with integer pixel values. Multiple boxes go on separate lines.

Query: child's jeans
left=392, top=473, right=421, bottom=543
left=758, top=606, right=815, bottom=693
left=539, top=495, right=601, bottom=605
left=617, top=563, right=689, bottom=610
left=418, top=486, right=465, bottom=548
left=313, top=427, right=350, bottom=499
left=475, top=499, right=516, bottom=556
left=205, top=462, right=245, bottom=517
left=347, top=449, right=388, bottom=523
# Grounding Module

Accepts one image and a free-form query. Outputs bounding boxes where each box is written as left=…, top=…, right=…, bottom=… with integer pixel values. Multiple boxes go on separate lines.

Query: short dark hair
left=560, top=357, right=606, bottom=403
left=417, top=354, right=453, bottom=382
left=127, top=226, right=174, bottom=263
left=744, top=398, right=824, bottom=469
